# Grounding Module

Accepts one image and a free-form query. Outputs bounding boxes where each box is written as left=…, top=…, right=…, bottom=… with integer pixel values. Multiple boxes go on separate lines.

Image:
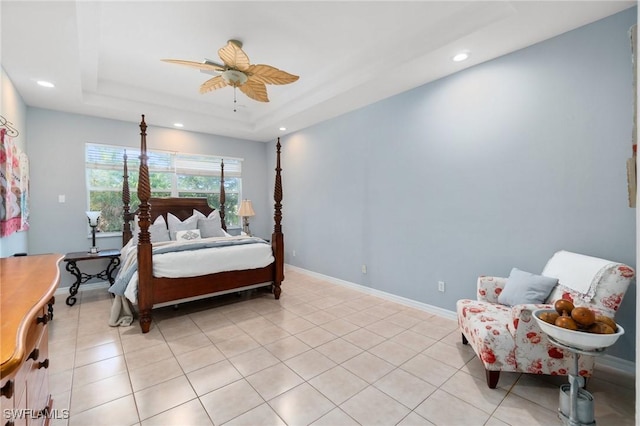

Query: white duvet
left=119, top=236, right=275, bottom=304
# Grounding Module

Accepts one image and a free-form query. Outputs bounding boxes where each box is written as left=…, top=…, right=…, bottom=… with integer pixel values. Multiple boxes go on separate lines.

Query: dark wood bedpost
left=272, top=138, right=284, bottom=299
left=219, top=159, right=226, bottom=231
left=122, top=149, right=133, bottom=245
left=137, top=115, right=153, bottom=333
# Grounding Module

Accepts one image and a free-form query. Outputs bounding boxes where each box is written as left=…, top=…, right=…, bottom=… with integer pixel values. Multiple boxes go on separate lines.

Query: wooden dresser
left=1, top=254, right=62, bottom=426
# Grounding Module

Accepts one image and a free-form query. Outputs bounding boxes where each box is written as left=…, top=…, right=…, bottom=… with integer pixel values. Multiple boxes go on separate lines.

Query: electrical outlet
left=438, top=281, right=446, bottom=292
left=362, top=264, right=367, bottom=274
left=292, top=250, right=296, bottom=257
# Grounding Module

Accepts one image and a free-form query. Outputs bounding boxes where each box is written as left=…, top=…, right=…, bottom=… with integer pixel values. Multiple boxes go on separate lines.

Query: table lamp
left=86, top=211, right=101, bottom=253
left=237, top=200, right=255, bottom=236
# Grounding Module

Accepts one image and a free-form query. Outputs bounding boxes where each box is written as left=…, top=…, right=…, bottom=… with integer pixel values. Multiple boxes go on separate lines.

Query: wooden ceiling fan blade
left=161, top=59, right=224, bottom=72
left=203, top=58, right=225, bottom=68
left=218, top=40, right=250, bottom=71
left=199, top=76, right=228, bottom=94
left=239, top=79, right=269, bottom=102
left=247, top=64, right=299, bottom=85
left=167, top=40, right=297, bottom=102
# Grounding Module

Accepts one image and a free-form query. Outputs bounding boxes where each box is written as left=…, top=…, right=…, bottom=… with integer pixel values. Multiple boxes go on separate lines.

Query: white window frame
left=85, top=143, right=243, bottom=234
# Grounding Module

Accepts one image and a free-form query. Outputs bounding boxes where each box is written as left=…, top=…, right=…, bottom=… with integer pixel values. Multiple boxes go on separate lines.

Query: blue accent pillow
left=197, top=218, right=226, bottom=238
left=149, top=222, right=170, bottom=243
left=135, top=215, right=170, bottom=243
left=498, top=267, right=559, bottom=306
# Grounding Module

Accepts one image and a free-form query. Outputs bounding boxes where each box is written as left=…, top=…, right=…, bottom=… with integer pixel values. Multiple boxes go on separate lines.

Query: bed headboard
left=147, top=197, right=215, bottom=224
left=123, top=197, right=222, bottom=245
left=121, top=116, right=227, bottom=247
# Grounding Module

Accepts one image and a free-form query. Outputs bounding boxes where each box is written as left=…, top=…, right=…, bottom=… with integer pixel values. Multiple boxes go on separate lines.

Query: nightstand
left=63, top=249, right=121, bottom=306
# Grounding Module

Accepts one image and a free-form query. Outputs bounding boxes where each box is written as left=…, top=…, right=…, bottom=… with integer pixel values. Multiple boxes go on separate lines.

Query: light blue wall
left=275, top=9, right=637, bottom=361
left=7, top=8, right=636, bottom=363
left=26, top=109, right=272, bottom=287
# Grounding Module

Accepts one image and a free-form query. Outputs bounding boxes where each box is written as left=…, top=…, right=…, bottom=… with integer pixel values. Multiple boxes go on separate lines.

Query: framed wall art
left=1, top=119, right=29, bottom=237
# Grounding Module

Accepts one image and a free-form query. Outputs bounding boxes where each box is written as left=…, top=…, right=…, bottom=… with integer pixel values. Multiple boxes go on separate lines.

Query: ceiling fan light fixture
left=163, top=39, right=299, bottom=104
left=221, top=69, right=248, bottom=86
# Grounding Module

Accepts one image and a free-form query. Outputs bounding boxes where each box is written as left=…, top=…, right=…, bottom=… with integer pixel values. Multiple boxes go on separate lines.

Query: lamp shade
left=86, top=211, right=101, bottom=226
left=237, top=200, right=255, bottom=217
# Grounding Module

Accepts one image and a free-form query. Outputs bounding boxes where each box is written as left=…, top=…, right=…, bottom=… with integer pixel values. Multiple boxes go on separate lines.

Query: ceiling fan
left=162, top=40, right=299, bottom=105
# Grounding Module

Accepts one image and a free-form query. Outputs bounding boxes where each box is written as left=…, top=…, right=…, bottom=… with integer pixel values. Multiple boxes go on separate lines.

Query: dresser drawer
left=12, top=384, right=27, bottom=426
left=1, top=361, right=29, bottom=426
left=27, top=330, right=49, bottom=426
left=2, top=304, right=51, bottom=426
left=1, top=376, right=18, bottom=426
left=0, top=255, right=61, bottom=426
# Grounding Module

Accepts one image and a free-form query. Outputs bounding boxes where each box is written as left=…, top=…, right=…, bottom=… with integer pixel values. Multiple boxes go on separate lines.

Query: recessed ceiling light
left=279, top=127, right=286, bottom=131
left=173, top=123, right=184, bottom=128
left=37, top=80, right=55, bottom=88
left=452, top=52, right=470, bottom=62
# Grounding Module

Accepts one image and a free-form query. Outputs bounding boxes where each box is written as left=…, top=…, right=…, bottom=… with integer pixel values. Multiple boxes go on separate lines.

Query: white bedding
left=119, top=236, right=275, bottom=304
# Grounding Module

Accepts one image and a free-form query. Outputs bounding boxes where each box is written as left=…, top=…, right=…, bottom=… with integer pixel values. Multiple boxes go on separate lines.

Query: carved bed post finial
left=122, top=149, right=132, bottom=245
left=272, top=138, right=284, bottom=298
left=137, top=114, right=152, bottom=332
left=138, top=115, right=151, bottom=242
left=219, top=159, right=226, bottom=231
left=274, top=138, right=283, bottom=234
left=137, top=115, right=150, bottom=228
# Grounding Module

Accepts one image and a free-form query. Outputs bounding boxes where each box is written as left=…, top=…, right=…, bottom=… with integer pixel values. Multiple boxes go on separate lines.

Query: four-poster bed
left=112, top=115, right=284, bottom=333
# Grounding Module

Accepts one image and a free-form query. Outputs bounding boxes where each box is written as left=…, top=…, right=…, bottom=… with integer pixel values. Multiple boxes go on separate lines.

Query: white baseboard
left=595, top=353, right=636, bottom=376
left=55, top=281, right=110, bottom=297
left=286, top=264, right=457, bottom=321
left=285, top=264, right=635, bottom=377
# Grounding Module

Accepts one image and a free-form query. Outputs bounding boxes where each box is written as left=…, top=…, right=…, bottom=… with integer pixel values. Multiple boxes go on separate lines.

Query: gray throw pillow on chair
left=498, top=267, right=558, bottom=306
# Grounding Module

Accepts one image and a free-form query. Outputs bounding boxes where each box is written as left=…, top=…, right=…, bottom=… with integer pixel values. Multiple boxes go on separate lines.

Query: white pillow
left=175, top=229, right=202, bottom=242
left=133, top=214, right=140, bottom=234
left=193, top=209, right=220, bottom=220
left=167, top=212, right=199, bottom=240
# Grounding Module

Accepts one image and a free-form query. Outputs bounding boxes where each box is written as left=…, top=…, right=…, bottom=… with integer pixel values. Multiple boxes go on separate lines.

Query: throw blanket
left=541, top=250, right=617, bottom=301
left=109, top=236, right=269, bottom=297
left=109, top=295, right=133, bottom=327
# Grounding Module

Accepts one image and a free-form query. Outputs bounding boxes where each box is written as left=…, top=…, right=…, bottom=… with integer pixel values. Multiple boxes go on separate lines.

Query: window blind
left=175, top=154, right=242, bottom=177
left=86, top=143, right=241, bottom=176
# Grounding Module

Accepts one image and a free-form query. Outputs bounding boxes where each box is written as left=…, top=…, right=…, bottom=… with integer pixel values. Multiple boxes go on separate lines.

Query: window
left=86, top=143, right=242, bottom=233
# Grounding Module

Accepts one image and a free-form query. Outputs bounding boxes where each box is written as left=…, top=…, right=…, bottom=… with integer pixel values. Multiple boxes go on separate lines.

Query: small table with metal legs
left=63, top=249, right=121, bottom=306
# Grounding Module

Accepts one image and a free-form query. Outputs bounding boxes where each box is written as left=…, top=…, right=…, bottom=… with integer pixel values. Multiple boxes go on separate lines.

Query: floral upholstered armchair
left=456, top=250, right=634, bottom=389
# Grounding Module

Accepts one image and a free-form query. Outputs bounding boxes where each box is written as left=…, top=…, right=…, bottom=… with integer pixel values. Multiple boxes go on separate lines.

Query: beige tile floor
left=48, top=269, right=635, bottom=426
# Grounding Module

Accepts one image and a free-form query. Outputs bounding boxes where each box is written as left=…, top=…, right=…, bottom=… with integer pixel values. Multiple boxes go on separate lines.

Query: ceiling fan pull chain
left=233, top=86, right=237, bottom=112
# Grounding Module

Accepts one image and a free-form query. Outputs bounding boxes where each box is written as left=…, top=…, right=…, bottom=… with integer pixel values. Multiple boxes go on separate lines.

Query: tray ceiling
left=1, top=1, right=634, bottom=141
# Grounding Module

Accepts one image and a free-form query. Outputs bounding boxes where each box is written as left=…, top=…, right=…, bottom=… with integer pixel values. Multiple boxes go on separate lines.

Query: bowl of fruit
left=533, top=300, right=624, bottom=351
